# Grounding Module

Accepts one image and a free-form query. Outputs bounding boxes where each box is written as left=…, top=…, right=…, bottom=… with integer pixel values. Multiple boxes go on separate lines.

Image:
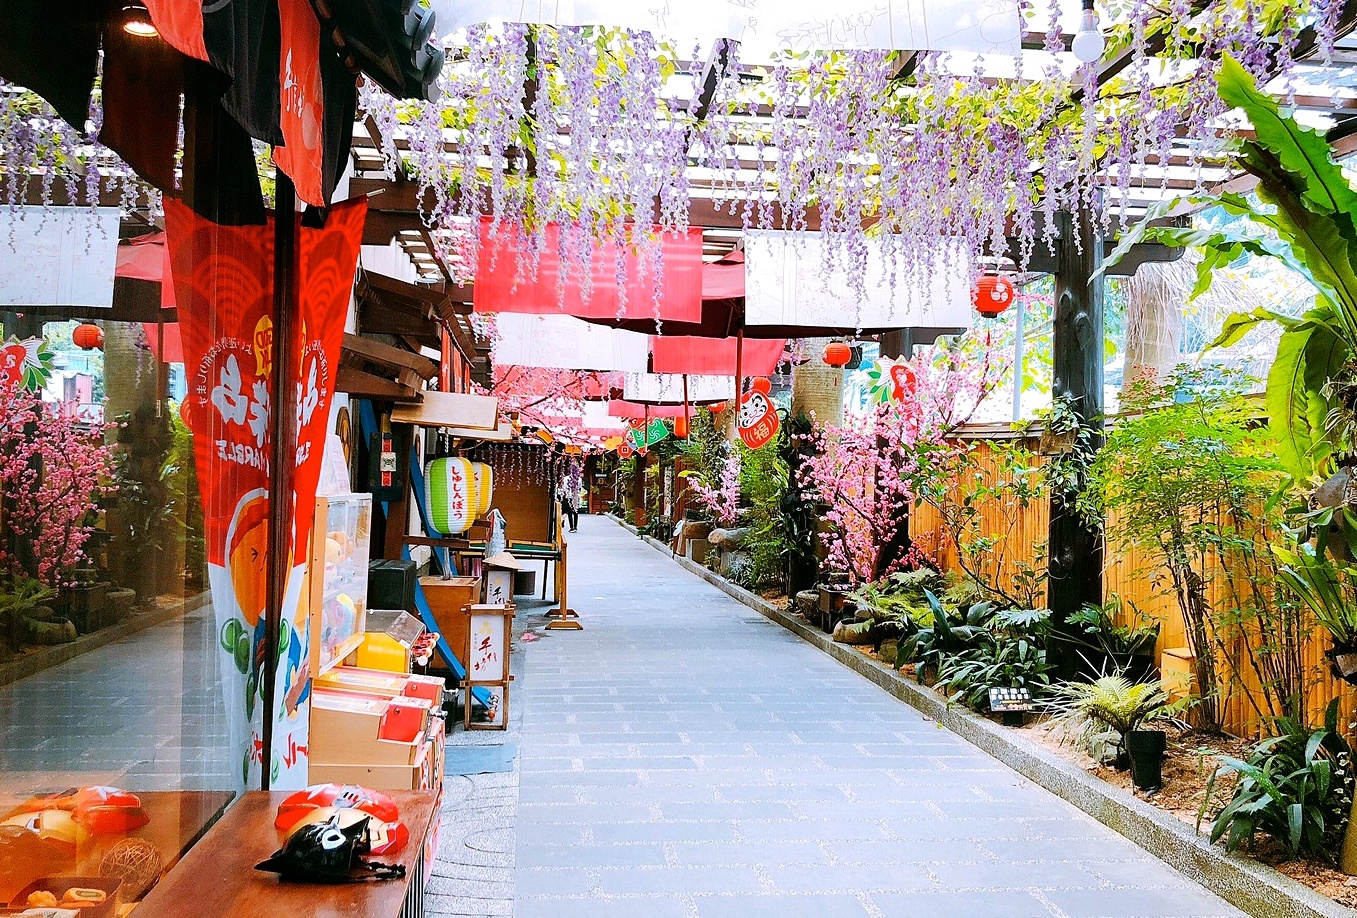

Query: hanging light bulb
left=1071, top=0, right=1105, bottom=63
left=120, top=1, right=159, bottom=37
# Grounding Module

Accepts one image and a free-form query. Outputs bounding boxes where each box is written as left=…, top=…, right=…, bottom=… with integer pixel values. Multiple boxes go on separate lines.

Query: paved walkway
left=510, top=515, right=1244, bottom=918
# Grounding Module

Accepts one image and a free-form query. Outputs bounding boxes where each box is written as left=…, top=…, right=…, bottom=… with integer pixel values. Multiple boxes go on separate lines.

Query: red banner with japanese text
left=274, top=0, right=326, bottom=206
left=166, top=196, right=366, bottom=789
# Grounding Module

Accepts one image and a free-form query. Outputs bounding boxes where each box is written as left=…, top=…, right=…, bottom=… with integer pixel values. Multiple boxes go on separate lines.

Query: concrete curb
left=619, top=518, right=1353, bottom=918
left=0, top=590, right=211, bottom=688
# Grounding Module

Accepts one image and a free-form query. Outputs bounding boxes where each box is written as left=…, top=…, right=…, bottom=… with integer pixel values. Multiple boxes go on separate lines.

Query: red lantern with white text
left=73, top=323, right=104, bottom=350
left=974, top=275, right=1016, bottom=317
left=822, top=340, right=851, bottom=367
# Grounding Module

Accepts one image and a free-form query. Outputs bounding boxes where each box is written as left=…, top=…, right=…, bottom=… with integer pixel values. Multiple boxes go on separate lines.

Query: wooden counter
left=132, top=790, right=437, bottom=918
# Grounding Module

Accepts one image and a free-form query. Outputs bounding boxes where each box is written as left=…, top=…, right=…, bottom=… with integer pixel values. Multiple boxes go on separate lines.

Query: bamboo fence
left=911, top=430, right=1357, bottom=740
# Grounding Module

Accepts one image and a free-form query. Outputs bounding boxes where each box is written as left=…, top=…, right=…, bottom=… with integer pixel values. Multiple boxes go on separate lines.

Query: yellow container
left=355, top=631, right=410, bottom=673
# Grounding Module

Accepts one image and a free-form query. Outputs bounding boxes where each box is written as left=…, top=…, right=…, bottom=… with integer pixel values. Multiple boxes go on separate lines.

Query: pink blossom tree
left=797, top=343, right=1005, bottom=587
left=684, top=446, right=741, bottom=528
left=0, top=382, right=115, bottom=586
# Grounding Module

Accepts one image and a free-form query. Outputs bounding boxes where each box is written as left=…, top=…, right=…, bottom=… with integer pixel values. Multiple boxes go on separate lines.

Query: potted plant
left=1045, top=675, right=1176, bottom=790
left=1062, top=599, right=1161, bottom=682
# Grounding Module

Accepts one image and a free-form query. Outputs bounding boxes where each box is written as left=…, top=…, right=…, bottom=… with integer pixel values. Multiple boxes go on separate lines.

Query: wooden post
left=546, top=491, right=581, bottom=630
left=1048, top=208, right=1105, bottom=678
left=261, top=173, right=299, bottom=790
left=874, top=329, right=915, bottom=578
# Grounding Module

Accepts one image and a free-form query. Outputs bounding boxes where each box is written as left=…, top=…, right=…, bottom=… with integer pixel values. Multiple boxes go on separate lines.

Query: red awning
left=474, top=219, right=704, bottom=322
left=650, top=335, right=785, bottom=377
left=606, top=400, right=697, bottom=419
left=143, top=320, right=185, bottom=364
left=116, top=232, right=167, bottom=281
left=703, top=249, right=744, bottom=300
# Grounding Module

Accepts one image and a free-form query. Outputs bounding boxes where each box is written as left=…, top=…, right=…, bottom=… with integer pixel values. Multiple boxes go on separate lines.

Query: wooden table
left=0, top=790, right=235, bottom=903
left=133, top=790, right=438, bottom=918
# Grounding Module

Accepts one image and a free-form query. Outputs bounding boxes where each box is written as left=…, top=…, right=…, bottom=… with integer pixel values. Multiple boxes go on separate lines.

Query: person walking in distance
left=558, top=460, right=583, bottom=532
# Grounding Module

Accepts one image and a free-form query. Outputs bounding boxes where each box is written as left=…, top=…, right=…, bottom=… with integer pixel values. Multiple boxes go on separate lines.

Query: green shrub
left=1201, top=701, right=1353, bottom=860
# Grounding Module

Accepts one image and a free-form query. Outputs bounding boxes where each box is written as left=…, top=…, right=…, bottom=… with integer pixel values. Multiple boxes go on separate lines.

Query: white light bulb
left=1072, top=8, right=1105, bottom=63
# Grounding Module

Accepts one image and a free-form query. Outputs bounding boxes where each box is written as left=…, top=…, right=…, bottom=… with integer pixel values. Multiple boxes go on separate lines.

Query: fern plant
left=1044, top=675, right=1174, bottom=759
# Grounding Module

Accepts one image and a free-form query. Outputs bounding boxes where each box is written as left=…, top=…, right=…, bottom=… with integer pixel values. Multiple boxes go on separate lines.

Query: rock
left=106, top=588, right=137, bottom=620
left=25, top=616, right=76, bottom=645
left=832, top=619, right=875, bottom=645
left=708, top=527, right=750, bottom=550
left=680, top=520, right=714, bottom=541
left=794, top=590, right=818, bottom=617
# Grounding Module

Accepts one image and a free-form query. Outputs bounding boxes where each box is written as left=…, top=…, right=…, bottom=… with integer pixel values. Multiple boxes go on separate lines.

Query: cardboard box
left=310, top=739, right=432, bottom=790
left=309, top=691, right=431, bottom=765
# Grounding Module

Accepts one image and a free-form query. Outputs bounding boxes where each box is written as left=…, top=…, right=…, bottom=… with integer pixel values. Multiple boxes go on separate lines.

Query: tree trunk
left=1121, top=262, right=1182, bottom=397
left=791, top=338, right=845, bottom=427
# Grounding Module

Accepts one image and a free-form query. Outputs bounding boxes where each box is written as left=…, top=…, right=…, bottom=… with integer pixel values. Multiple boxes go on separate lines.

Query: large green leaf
left=1204, top=306, right=1300, bottom=351
left=1218, top=56, right=1357, bottom=219
left=1266, top=323, right=1328, bottom=481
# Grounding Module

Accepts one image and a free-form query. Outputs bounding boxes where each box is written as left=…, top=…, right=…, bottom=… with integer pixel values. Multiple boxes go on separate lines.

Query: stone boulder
left=708, top=527, right=750, bottom=550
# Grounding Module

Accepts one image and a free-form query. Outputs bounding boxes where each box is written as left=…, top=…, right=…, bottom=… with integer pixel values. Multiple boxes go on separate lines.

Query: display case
left=308, top=493, right=373, bottom=676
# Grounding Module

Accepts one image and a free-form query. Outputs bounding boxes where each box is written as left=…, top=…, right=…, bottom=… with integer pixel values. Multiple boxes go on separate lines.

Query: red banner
left=650, top=336, right=786, bottom=377
left=166, top=196, right=366, bottom=788
left=474, top=218, right=704, bottom=322
left=144, top=0, right=209, bottom=62
left=274, top=0, right=326, bottom=206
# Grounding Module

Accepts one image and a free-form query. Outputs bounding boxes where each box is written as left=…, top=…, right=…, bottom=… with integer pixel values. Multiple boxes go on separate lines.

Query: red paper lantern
left=974, top=275, right=1016, bottom=317
left=673, top=414, right=690, bottom=438
left=822, top=340, right=852, bottom=367
left=73, top=322, right=104, bottom=350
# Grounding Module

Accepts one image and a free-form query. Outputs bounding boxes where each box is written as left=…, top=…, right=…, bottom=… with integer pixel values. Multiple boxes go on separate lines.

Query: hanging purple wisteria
left=0, top=81, right=157, bottom=217
left=358, top=0, right=1330, bottom=299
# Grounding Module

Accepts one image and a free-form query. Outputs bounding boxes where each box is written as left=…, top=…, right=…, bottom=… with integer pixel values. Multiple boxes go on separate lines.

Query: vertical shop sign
left=167, top=197, right=365, bottom=789
left=275, top=0, right=326, bottom=206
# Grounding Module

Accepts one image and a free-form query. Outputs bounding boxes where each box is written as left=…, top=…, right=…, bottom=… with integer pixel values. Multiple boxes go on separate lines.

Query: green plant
left=1107, top=56, right=1357, bottom=543
left=850, top=568, right=943, bottom=623
left=1276, top=540, right=1357, bottom=649
left=937, top=633, right=1052, bottom=711
left=915, top=438, right=1049, bottom=609
left=1082, top=367, right=1306, bottom=731
left=896, top=589, right=994, bottom=676
left=737, top=438, right=790, bottom=593
left=1044, top=675, right=1174, bottom=760
left=780, top=412, right=819, bottom=594
left=1200, top=701, right=1353, bottom=861
left=1064, top=598, right=1162, bottom=659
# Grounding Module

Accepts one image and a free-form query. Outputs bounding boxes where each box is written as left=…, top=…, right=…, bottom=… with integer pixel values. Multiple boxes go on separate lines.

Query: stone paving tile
left=515, top=517, right=1247, bottom=918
